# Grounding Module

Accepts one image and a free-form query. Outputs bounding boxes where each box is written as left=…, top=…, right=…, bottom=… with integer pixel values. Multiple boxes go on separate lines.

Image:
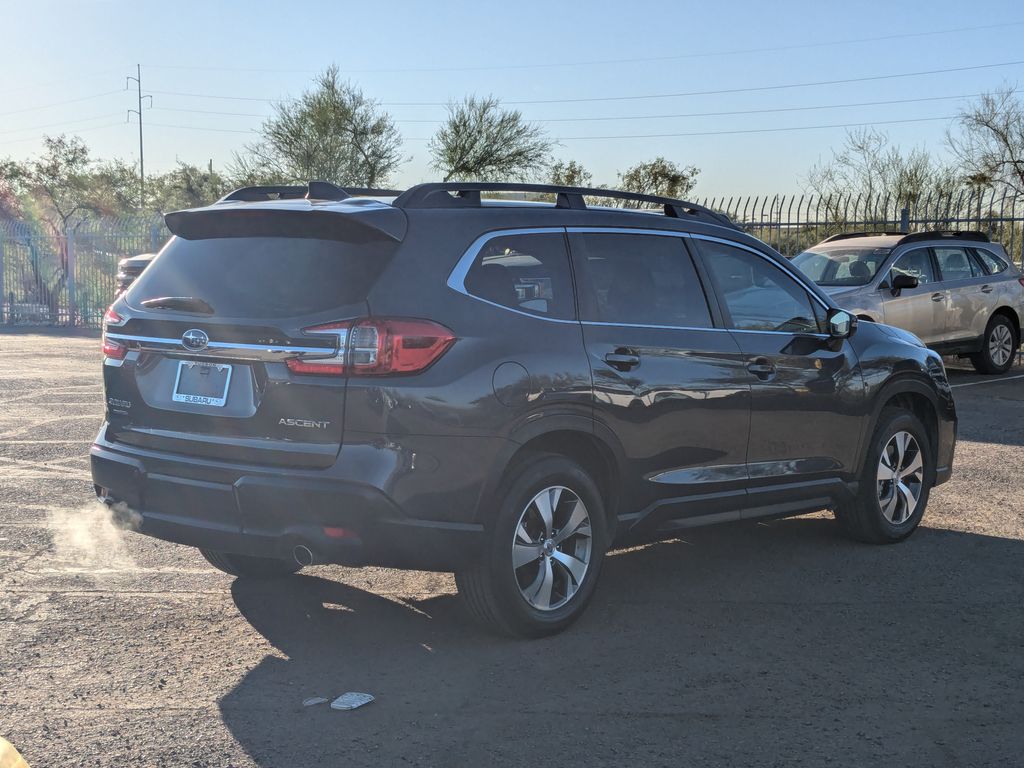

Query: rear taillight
left=102, top=337, right=127, bottom=360
left=1017, top=277, right=1024, bottom=288
left=286, top=318, right=455, bottom=377
left=102, top=307, right=127, bottom=360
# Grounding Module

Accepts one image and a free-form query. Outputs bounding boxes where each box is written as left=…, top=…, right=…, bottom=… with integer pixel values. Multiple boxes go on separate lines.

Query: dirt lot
left=1, top=331, right=1022, bottom=767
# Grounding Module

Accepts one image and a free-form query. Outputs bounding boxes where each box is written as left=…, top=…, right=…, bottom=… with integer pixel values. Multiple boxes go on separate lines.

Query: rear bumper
left=90, top=429, right=483, bottom=571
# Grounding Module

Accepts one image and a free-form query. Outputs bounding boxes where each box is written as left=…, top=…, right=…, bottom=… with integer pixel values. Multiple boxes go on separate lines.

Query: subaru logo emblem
left=181, top=329, right=209, bottom=351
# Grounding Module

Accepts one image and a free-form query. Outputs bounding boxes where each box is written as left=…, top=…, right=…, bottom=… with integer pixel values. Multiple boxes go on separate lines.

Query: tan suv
left=793, top=231, right=1024, bottom=374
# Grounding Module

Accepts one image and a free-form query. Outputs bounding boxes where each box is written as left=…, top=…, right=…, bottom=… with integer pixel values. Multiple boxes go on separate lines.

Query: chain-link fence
left=2, top=189, right=1023, bottom=328
left=0, top=216, right=167, bottom=327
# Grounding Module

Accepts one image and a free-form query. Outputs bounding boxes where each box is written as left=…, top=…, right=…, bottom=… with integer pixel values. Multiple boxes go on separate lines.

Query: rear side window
left=569, top=233, right=712, bottom=328
left=463, top=233, right=574, bottom=319
left=934, top=247, right=978, bottom=281
left=973, top=248, right=1009, bottom=275
left=128, top=236, right=395, bottom=318
left=699, top=240, right=823, bottom=334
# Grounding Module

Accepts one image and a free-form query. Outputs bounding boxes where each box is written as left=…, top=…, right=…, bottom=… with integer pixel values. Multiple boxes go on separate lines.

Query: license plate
left=172, top=361, right=232, bottom=407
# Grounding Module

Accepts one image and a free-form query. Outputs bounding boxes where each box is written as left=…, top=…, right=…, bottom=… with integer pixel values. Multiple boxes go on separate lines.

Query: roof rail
left=821, top=231, right=906, bottom=243
left=392, top=182, right=737, bottom=230
left=217, top=181, right=402, bottom=204
left=896, top=230, right=990, bottom=245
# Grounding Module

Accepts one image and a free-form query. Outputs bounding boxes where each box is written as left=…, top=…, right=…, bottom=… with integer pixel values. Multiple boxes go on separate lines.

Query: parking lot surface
left=1, top=331, right=1023, bottom=767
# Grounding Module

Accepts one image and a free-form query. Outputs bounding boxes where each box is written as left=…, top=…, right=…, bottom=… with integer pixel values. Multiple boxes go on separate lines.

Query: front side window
left=569, top=232, right=712, bottom=328
left=462, top=233, right=574, bottom=319
left=699, top=240, right=822, bottom=334
left=890, top=249, right=936, bottom=285
left=934, top=247, right=978, bottom=281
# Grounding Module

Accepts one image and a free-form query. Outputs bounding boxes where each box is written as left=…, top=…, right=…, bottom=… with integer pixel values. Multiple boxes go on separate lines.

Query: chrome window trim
left=447, top=226, right=835, bottom=333
left=446, top=227, right=580, bottom=325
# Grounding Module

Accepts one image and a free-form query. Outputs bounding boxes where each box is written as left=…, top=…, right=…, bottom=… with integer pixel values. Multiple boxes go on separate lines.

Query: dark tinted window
left=463, top=233, right=574, bottom=319
left=973, top=248, right=1009, bottom=275
left=934, top=247, right=978, bottom=281
left=128, top=236, right=394, bottom=318
left=570, top=233, right=712, bottom=327
left=890, top=248, right=936, bottom=285
left=699, top=240, right=822, bottom=333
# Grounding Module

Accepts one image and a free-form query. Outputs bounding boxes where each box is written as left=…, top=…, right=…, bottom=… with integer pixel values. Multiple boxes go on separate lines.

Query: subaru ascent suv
left=91, top=181, right=957, bottom=637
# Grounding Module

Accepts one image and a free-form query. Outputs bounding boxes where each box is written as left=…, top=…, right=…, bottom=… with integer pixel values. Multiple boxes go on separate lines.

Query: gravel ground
left=1, top=332, right=1022, bottom=767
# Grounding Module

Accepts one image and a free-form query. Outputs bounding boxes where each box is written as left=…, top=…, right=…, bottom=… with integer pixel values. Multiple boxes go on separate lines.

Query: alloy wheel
left=989, top=323, right=1014, bottom=368
left=512, top=486, right=593, bottom=611
left=876, top=431, right=925, bottom=525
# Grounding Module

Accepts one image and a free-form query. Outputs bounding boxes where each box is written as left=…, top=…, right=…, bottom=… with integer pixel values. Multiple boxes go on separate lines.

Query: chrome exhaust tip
left=292, top=544, right=315, bottom=567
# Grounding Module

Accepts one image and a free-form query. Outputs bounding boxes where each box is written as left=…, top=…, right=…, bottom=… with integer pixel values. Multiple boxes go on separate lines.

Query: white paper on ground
left=330, top=692, right=375, bottom=710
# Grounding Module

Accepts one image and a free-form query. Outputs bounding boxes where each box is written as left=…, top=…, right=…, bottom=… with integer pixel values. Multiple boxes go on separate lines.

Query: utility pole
left=126, top=65, right=152, bottom=209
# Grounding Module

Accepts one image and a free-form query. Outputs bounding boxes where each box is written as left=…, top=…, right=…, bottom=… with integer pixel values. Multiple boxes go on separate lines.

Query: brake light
left=102, top=337, right=127, bottom=360
left=286, top=318, right=456, bottom=377
left=101, top=306, right=127, bottom=360
left=1018, top=277, right=1024, bottom=288
left=103, top=307, right=124, bottom=327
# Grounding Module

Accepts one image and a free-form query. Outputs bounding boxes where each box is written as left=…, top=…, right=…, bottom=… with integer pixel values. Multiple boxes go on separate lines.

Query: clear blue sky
left=2, top=0, right=1023, bottom=198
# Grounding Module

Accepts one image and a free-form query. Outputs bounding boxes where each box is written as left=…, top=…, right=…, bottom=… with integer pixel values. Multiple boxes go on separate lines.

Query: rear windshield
left=127, top=236, right=394, bottom=318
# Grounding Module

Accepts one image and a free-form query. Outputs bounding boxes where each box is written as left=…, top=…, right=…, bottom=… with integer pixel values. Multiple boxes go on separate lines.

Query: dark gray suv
left=91, top=181, right=957, bottom=637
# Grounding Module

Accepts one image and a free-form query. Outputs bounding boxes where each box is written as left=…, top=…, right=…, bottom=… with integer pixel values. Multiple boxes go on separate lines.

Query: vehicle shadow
left=220, top=517, right=1024, bottom=767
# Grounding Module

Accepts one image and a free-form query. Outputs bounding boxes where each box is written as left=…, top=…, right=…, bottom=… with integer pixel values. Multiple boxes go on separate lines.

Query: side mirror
left=827, top=308, right=856, bottom=340
left=890, top=273, right=919, bottom=295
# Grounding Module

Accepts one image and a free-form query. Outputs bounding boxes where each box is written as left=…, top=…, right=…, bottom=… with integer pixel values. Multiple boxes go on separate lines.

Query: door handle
left=931, top=292, right=944, bottom=302
left=746, top=357, right=776, bottom=380
left=981, top=284, right=994, bottom=294
left=604, top=350, right=640, bottom=371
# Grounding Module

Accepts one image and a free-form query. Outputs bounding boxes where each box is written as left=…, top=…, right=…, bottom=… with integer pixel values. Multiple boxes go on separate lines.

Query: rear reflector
left=323, top=526, right=358, bottom=539
left=287, top=317, right=455, bottom=377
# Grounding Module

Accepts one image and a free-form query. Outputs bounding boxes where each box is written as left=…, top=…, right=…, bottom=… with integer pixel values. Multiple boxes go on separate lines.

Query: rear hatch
left=102, top=200, right=406, bottom=468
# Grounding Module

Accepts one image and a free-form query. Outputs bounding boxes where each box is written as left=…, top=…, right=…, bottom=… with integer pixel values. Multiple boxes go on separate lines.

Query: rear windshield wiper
left=140, top=296, right=215, bottom=315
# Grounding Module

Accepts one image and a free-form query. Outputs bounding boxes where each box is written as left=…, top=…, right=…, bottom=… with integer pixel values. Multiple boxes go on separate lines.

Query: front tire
left=455, top=453, right=608, bottom=638
left=835, top=407, right=933, bottom=544
left=200, top=549, right=301, bottom=579
left=970, top=314, right=1017, bottom=375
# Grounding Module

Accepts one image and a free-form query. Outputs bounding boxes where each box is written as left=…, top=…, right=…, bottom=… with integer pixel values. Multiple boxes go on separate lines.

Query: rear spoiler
left=165, top=204, right=408, bottom=243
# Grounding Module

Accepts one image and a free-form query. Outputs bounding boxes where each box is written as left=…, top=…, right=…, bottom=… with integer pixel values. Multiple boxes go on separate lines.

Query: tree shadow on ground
left=220, top=517, right=1024, bottom=767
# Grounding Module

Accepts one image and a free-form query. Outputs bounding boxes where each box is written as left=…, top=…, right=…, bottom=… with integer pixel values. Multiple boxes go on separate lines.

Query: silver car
left=792, top=231, right=1024, bottom=374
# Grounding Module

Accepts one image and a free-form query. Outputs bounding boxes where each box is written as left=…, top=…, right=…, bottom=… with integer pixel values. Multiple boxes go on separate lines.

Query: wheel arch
left=476, top=417, right=626, bottom=537
left=991, top=305, right=1020, bottom=341
left=858, top=374, right=941, bottom=476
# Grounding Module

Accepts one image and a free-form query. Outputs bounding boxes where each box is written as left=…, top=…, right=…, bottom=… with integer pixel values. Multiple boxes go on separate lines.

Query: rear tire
left=970, top=314, right=1017, bottom=375
left=834, top=407, right=933, bottom=544
left=200, top=549, right=301, bottom=579
left=455, top=453, right=608, bottom=638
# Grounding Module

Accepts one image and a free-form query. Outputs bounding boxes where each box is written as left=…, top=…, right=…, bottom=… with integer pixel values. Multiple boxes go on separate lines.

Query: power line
left=396, top=60, right=1024, bottom=106
left=544, top=115, right=959, bottom=141
left=0, top=89, right=124, bottom=118
left=0, top=112, right=124, bottom=136
left=139, top=20, right=1024, bottom=74
left=144, top=59, right=1024, bottom=108
left=0, top=121, right=127, bottom=148
left=146, top=121, right=256, bottom=134
left=149, top=92, right=983, bottom=125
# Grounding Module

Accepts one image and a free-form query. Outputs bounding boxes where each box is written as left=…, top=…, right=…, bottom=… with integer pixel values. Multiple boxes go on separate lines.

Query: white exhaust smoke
left=46, top=501, right=142, bottom=574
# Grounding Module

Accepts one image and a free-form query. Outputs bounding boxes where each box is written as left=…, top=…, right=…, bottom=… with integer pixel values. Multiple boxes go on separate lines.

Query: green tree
left=617, top=157, right=699, bottom=206
left=232, top=65, right=404, bottom=187
left=548, top=159, right=592, bottom=188
left=429, top=95, right=552, bottom=182
left=148, top=162, right=231, bottom=212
